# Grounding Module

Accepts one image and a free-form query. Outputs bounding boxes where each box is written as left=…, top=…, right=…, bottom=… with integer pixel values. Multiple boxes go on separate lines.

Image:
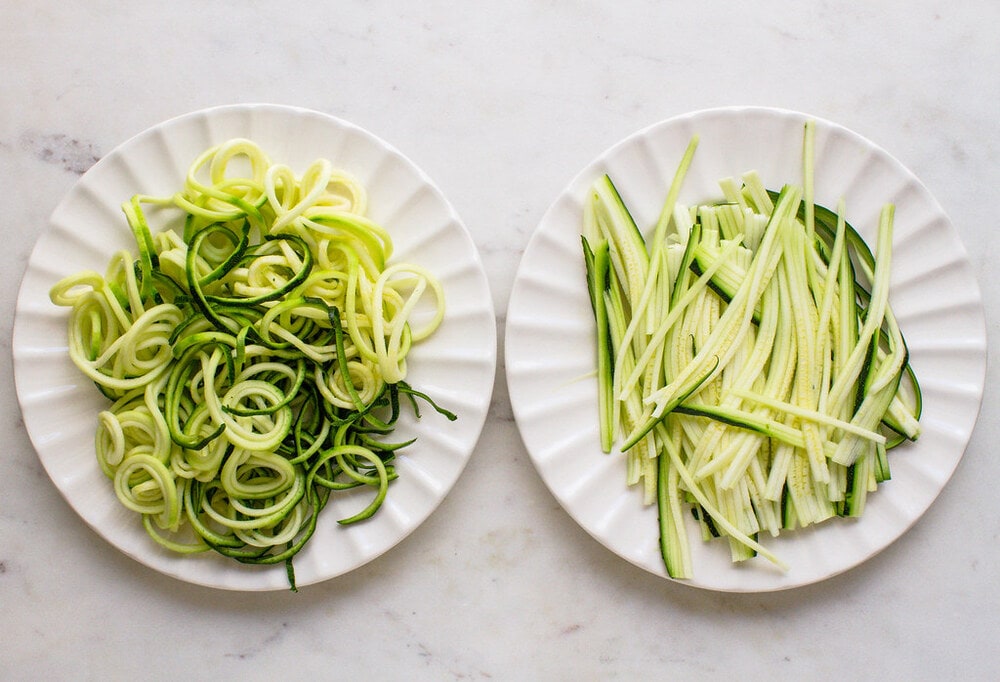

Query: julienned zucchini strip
left=581, top=122, right=922, bottom=578
left=50, top=138, right=453, bottom=590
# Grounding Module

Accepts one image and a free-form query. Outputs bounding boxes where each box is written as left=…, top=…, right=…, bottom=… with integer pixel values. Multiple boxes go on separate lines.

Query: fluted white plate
left=506, top=106, right=987, bottom=592
left=13, top=104, right=496, bottom=591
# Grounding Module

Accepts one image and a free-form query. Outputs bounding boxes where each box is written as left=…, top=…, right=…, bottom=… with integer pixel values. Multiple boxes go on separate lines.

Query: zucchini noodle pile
left=581, top=123, right=922, bottom=577
left=50, top=139, right=452, bottom=588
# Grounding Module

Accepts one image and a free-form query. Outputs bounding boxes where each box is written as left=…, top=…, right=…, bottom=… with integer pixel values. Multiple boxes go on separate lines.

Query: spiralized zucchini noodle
left=50, top=138, right=453, bottom=589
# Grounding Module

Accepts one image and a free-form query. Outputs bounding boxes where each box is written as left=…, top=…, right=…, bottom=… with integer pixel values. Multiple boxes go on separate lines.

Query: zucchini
left=50, top=139, right=454, bottom=590
left=579, top=121, right=921, bottom=577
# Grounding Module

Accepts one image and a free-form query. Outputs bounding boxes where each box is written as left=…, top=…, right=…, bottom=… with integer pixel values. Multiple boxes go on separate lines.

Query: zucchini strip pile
left=51, top=139, right=453, bottom=589
left=582, top=122, right=921, bottom=577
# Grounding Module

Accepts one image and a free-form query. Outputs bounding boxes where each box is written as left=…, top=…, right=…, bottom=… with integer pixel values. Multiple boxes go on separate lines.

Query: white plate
left=13, top=104, right=497, bottom=591
left=506, top=106, right=987, bottom=592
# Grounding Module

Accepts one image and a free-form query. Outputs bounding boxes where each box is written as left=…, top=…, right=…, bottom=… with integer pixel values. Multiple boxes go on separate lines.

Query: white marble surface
left=2, top=2, right=998, bottom=679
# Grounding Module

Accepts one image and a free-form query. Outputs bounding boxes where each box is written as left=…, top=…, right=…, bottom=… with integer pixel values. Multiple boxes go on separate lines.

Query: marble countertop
left=3, top=2, right=998, bottom=679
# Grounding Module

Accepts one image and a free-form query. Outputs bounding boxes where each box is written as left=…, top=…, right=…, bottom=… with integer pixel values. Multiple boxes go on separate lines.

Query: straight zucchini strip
left=727, top=388, right=886, bottom=444
left=656, top=422, right=692, bottom=578
left=582, top=236, right=615, bottom=452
